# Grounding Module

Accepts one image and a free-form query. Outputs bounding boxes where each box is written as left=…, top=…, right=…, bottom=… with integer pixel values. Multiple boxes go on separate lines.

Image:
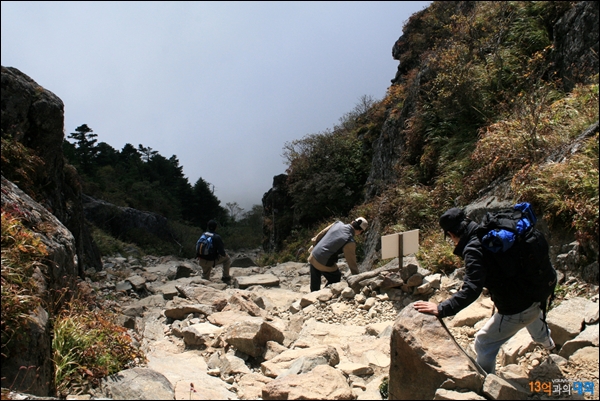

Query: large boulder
left=96, top=367, right=174, bottom=400
left=224, top=320, right=285, bottom=357
left=262, top=364, right=354, bottom=400
left=389, top=303, right=484, bottom=400
left=547, top=297, right=596, bottom=346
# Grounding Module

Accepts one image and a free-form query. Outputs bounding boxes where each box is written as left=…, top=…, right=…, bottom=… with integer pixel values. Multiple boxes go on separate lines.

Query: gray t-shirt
left=312, top=221, right=355, bottom=267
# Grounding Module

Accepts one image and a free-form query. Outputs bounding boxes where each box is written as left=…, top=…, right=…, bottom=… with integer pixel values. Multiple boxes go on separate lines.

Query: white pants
left=474, top=302, right=552, bottom=374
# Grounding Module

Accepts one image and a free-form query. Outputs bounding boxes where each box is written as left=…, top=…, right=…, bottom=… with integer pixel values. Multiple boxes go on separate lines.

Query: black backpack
left=476, top=203, right=557, bottom=317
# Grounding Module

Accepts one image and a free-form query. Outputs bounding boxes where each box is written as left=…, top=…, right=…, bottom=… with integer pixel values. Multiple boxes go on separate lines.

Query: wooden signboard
left=381, top=229, right=419, bottom=260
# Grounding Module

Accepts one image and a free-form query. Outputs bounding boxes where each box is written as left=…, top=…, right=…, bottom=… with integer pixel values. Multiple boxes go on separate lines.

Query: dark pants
left=310, top=264, right=342, bottom=292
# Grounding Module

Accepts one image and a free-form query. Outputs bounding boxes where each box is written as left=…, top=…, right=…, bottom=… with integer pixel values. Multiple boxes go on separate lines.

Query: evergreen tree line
left=63, top=124, right=263, bottom=252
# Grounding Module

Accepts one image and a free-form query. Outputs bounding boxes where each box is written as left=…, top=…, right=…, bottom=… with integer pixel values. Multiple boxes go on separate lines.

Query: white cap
left=355, top=217, right=368, bottom=231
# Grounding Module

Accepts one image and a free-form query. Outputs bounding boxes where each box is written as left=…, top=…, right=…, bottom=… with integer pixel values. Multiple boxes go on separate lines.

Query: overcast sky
left=1, top=1, right=430, bottom=212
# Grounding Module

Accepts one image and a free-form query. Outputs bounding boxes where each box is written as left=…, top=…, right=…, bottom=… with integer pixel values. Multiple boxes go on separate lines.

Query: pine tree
left=68, top=124, right=98, bottom=175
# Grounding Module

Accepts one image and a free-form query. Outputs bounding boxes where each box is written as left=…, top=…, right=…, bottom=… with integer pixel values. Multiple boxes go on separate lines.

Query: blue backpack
left=476, top=202, right=557, bottom=318
left=478, top=202, right=537, bottom=253
left=196, top=232, right=216, bottom=259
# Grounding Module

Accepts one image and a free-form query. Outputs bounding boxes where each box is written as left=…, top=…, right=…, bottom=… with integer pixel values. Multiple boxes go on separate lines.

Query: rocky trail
left=10, top=251, right=598, bottom=400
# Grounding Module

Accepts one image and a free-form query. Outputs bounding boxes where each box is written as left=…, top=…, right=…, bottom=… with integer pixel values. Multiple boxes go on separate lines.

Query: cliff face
left=362, top=1, right=599, bottom=272
left=553, top=1, right=600, bottom=92
left=1, top=67, right=67, bottom=217
left=1, top=66, right=102, bottom=273
left=370, top=1, right=599, bottom=198
left=358, top=1, right=599, bottom=273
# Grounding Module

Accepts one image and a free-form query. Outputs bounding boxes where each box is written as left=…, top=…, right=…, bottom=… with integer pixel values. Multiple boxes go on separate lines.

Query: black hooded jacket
left=437, top=221, right=536, bottom=318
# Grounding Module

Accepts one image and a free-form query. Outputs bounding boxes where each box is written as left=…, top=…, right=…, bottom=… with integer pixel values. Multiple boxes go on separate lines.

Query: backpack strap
left=205, top=232, right=217, bottom=267
left=539, top=292, right=554, bottom=334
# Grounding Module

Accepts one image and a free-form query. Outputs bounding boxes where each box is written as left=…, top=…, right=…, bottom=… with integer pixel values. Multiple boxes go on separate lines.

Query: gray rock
left=163, top=301, right=214, bottom=320
left=181, top=322, right=222, bottom=346
left=235, top=273, right=280, bottom=289
left=400, top=263, right=418, bottom=281
left=559, top=323, right=599, bottom=358
left=98, top=367, right=174, bottom=400
left=341, top=287, right=356, bottom=299
left=389, top=303, right=484, bottom=400
left=482, top=374, right=529, bottom=400
left=337, top=362, right=374, bottom=377
left=174, top=263, right=194, bottom=279
left=122, top=305, right=144, bottom=317
left=277, top=356, right=329, bottom=378
left=224, top=320, right=285, bottom=357
left=262, top=364, right=354, bottom=400
left=406, top=273, right=424, bottom=287
left=231, top=256, right=258, bottom=267
left=115, top=280, right=133, bottom=292
left=215, top=352, right=252, bottom=377
left=547, top=297, right=596, bottom=346
left=434, top=388, right=486, bottom=400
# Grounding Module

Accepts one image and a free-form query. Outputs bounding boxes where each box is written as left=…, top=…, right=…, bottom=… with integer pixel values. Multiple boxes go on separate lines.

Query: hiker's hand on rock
left=413, top=301, right=439, bottom=316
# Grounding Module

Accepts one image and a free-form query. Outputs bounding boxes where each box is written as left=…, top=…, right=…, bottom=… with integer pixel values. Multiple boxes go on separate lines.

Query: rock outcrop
left=82, top=194, right=174, bottom=244
left=1, top=66, right=102, bottom=273
left=261, top=174, right=294, bottom=252
left=553, top=1, right=600, bottom=92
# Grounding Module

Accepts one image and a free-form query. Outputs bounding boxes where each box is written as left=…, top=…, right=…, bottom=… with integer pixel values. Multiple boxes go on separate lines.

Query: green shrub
left=417, top=230, right=462, bottom=274
left=379, top=376, right=389, bottom=399
left=1, top=210, right=47, bottom=358
left=512, top=134, right=599, bottom=246
left=467, top=82, right=598, bottom=200
left=0, top=137, right=46, bottom=202
left=283, top=129, right=370, bottom=226
left=91, top=226, right=141, bottom=257
left=52, top=298, right=145, bottom=397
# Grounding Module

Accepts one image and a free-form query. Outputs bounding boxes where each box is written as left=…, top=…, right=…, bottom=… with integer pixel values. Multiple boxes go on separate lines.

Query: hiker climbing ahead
left=308, top=217, right=368, bottom=292
left=414, top=205, right=557, bottom=374
left=196, top=219, right=232, bottom=283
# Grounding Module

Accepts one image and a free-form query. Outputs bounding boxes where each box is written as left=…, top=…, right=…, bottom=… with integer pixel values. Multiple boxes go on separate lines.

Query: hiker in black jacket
left=414, top=208, right=555, bottom=374
left=196, top=220, right=232, bottom=283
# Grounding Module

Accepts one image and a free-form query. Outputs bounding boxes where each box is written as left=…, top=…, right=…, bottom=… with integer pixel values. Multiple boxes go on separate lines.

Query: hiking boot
left=222, top=276, right=232, bottom=283
left=539, top=336, right=555, bottom=351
